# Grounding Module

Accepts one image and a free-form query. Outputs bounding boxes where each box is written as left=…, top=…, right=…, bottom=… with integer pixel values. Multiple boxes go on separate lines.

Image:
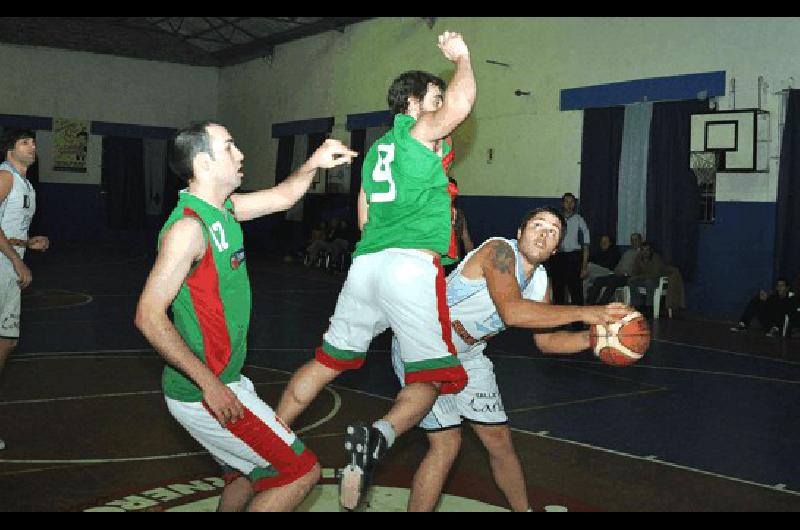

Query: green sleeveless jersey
left=355, top=113, right=456, bottom=265
left=160, top=191, right=251, bottom=402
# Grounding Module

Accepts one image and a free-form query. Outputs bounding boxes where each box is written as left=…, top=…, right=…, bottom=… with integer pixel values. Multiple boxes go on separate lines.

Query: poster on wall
left=53, top=118, right=89, bottom=173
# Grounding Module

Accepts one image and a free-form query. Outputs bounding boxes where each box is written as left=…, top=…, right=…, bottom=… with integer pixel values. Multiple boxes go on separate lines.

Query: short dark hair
left=387, top=70, right=446, bottom=116
left=2, top=129, right=35, bottom=156
left=519, top=207, right=566, bottom=244
left=562, top=192, right=576, bottom=202
left=169, top=121, right=215, bottom=182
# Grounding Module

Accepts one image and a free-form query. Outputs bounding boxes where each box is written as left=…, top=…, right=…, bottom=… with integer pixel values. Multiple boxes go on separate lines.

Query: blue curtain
left=646, top=99, right=707, bottom=280
left=579, top=106, right=625, bottom=249
left=775, top=90, right=800, bottom=281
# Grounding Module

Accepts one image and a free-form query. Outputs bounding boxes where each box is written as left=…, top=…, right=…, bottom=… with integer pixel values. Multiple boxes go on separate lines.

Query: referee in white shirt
left=547, top=192, right=590, bottom=306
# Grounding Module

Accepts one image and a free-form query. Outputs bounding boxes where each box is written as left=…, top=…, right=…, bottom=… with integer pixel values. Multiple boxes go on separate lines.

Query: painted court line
left=505, top=388, right=666, bottom=413
left=493, top=351, right=666, bottom=390
left=0, top=452, right=208, bottom=465
left=653, top=337, right=800, bottom=366
left=0, top=385, right=342, bottom=467
left=495, top=353, right=800, bottom=385
left=244, top=364, right=396, bottom=403
left=0, top=382, right=288, bottom=406
left=11, top=347, right=394, bottom=358
left=5, top=348, right=796, bottom=497
left=513, top=428, right=800, bottom=497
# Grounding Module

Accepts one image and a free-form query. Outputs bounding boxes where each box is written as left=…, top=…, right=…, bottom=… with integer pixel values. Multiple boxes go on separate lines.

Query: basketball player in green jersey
left=276, top=30, right=476, bottom=510
left=135, top=122, right=356, bottom=512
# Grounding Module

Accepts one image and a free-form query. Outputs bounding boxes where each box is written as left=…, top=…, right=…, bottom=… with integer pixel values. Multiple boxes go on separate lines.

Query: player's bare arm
left=134, top=219, right=244, bottom=427
left=231, top=139, right=357, bottom=222
left=480, top=240, right=630, bottom=329
left=7, top=236, right=49, bottom=251
left=532, top=283, right=591, bottom=354
left=357, top=185, right=369, bottom=231
left=411, top=31, right=476, bottom=144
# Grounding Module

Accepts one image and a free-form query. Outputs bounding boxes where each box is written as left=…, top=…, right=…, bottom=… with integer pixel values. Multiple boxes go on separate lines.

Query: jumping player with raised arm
left=276, top=31, right=477, bottom=510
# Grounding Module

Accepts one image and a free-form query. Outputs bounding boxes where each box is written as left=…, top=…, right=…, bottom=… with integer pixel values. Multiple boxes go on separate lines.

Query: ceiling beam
left=212, top=17, right=373, bottom=66
left=0, top=17, right=220, bottom=66
left=185, top=17, right=251, bottom=41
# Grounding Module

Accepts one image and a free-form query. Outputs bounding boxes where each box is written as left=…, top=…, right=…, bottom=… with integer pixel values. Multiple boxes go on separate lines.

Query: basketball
left=590, top=311, right=651, bottom=367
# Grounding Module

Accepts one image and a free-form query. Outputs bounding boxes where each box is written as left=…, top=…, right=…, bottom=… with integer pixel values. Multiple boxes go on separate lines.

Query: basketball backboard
left=689, top=109, right=769, bottom=172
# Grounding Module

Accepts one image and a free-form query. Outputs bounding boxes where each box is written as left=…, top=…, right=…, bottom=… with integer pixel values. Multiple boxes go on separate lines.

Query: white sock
left=372, top=419, right=396, bottom=448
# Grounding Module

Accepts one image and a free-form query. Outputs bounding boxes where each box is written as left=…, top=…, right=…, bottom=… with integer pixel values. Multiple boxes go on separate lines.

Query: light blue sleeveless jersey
left=447, top=237, right=549, bottom=361
left=0, top=161, right=36, bottom=272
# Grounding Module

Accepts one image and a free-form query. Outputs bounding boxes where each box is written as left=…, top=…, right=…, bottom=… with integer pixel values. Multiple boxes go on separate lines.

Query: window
left=699, top=178, right=716, bottom=223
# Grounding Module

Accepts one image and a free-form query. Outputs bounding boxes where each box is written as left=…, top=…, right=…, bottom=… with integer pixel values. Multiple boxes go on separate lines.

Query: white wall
left=0, top=43, right=219, bottom=184
left=219, top=17, right=800, bottom=203
left=3, top=19, right=795, bottom=200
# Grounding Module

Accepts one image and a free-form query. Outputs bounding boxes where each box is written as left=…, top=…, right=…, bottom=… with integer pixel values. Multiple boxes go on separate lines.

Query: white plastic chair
left=623, top=276, right=670, bottom=318
left=784, top=292, right=797, bottom=337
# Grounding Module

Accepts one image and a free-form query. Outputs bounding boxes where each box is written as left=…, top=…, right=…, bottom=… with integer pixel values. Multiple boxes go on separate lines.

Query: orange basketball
left=589, top=311, right=651, bottom=367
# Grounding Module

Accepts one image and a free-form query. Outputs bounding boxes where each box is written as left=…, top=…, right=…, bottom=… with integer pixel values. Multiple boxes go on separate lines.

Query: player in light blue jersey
left=392, top=207, right=632, bottom=511
left=0, top=129, right=49, bottom=452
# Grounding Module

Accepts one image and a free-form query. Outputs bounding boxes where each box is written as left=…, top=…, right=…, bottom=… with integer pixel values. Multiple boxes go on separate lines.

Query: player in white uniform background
left=0, top=129, right=50, bottom=451
left=392, top=207, right=632, bottom=511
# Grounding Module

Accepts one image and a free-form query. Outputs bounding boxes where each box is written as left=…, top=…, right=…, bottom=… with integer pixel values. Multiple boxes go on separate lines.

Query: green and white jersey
left=160, top=191, right=251, bottom=402
left=355, top=114, right=456, bottom=265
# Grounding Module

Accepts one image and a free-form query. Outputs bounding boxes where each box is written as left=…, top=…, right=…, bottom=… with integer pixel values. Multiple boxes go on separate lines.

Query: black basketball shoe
left=339, top=422, right=388, bottom=510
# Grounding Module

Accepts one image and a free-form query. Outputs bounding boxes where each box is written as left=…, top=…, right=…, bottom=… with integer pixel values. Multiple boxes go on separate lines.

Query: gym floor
left=1, top=243, right=798, bottom=512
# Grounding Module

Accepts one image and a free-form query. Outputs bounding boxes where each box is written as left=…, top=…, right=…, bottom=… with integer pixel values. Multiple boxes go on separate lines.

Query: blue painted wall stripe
left=271, top=117, right=334, bottom=138
left=560, top=71, right=726, bottom=111
left=346, top=110, right=392, bottom=131
left=689, top=201, right=776, bottom=319
left=0, top=114, right=53, bottom=131
left=90, top=121, right=176, bottom=139
left=457, top=195, right=772, bottom=319
left=457, top=195, right=562, bottom=247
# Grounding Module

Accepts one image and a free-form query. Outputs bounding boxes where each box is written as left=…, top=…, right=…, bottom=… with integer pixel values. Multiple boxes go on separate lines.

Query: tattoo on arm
left=489, top=241, right=515, bottom=275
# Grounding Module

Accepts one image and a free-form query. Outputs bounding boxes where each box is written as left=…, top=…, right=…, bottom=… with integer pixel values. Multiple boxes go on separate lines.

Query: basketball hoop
left=691, top=151, right=718, bottom=186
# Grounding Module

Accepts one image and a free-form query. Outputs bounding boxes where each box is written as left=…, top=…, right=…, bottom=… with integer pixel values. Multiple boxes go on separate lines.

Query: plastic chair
left=784, top=292, right=797, bottom=337
left=623, top=276, right=671, bottom=318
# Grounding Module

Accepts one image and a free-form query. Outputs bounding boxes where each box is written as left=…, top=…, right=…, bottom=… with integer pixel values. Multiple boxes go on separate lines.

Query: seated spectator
left=731, top=277, right=798, bottom=337
left=586, top=232, right=642, bottom=305
left=583, top=234, right=621, bottom=300
left=628, top=241, right=665, bottom=318
left=306, top=216, right=351, bottom=268
left=303, top=220, right=328, bottom=264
